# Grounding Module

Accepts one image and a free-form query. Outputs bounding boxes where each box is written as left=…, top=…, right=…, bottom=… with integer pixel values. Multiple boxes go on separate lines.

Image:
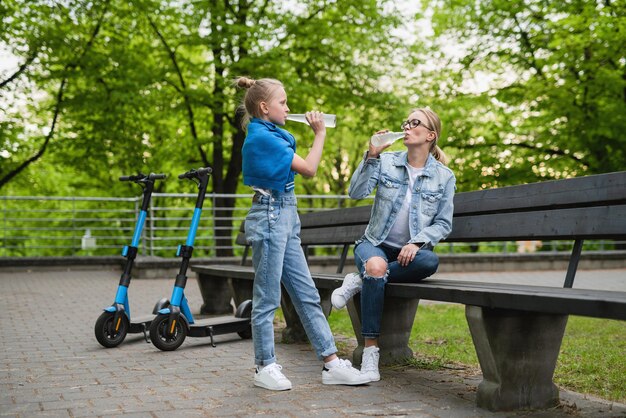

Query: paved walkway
left=0, top=267, right=624, bottom=417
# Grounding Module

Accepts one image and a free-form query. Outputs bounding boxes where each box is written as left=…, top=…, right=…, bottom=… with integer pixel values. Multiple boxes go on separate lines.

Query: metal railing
left=0, top=194, right=371, bottom=257
left=1, top=194, right=621, bottom=257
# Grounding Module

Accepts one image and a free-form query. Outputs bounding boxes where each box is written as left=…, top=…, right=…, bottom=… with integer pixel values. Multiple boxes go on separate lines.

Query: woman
left=237, top=76, right=371, bottom=391
left=331, top=108, right=456, bottom=381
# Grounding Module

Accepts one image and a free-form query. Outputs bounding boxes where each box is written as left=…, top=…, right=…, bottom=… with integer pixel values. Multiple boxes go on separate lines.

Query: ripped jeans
left=354, top=240, right=439, bottom=339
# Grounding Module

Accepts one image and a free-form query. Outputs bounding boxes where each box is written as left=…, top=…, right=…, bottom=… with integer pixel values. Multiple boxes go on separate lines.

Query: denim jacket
left=348, top=151, right=456, bottom=249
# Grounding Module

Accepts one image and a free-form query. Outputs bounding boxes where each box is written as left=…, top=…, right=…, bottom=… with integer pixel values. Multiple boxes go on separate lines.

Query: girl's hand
left=397, top=243, right=420, bottom=267
left=305, top=111, right=327, bottom=136
left=368, top=129, right=393, bottom=159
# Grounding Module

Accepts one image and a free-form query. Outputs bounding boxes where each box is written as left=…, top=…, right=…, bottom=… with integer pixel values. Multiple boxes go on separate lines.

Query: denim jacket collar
left=392, top=152, right=437, bottom=177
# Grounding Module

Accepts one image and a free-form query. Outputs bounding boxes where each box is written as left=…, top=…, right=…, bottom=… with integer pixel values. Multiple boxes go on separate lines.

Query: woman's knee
left=421, top=251, right=439, bottom=274
left=365, top=256, right=388, bottom=277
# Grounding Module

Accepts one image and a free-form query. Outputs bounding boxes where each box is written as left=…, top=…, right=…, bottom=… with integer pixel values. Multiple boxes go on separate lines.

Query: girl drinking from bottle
left=237, top=76, right=371, bottom=391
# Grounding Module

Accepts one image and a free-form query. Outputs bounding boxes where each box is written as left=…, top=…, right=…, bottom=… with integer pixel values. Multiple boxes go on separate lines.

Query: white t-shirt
left=383, top=165, right=424, bottom=248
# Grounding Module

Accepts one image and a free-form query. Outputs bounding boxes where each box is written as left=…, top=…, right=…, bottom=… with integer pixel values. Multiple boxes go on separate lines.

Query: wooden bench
left=192, top=171, right=626, bottom=411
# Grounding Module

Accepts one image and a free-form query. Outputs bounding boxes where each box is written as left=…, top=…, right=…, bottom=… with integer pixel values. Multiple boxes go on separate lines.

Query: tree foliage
left=422, top=0, right=625, bottom=190
left=1, top=0, right=624, bottom=210
left=1, top=0, right=408, bottom=254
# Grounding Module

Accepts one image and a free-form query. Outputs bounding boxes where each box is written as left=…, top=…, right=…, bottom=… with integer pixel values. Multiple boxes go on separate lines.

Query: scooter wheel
left=235, top=299, right=252, bottom=339
left=149, top=314, right=187, bottom=351
left=94, top=311, right=128, bottom=348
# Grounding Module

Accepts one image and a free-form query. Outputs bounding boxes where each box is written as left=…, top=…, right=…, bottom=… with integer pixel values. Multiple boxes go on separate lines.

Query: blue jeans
left=354, top=240, right=439, bottom=338
left=245, top=190, right=337, bottom=366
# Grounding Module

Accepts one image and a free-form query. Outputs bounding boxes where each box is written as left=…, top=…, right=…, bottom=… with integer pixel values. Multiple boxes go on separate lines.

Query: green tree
left=422, top=0, right=626, bottom=190
left=1, top=0, right=409, bottom=254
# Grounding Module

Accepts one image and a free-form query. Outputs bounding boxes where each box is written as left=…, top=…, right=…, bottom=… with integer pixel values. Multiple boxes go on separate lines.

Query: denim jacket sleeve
left=411, top=174, right=456, bottom=247
left=348, top=151, right=382, bottom=199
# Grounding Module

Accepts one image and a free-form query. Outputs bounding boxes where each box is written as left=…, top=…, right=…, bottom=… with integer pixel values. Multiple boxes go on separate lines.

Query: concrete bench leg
left=280, top=287, right=308, bottom=343
left=348, top=295, right=419, bottom=366
left=280, top=287, right=334, bottom=344
left=466, top=306, right=568, bottom=411
left=229, top=278, right=253, bottom=308
left=196, top=274, right=235, bottom=315
left=318, top=288, right=333, bottom=318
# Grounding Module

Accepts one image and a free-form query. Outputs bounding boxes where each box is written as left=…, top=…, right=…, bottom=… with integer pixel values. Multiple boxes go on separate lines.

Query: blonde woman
left=332, top=108, right=456, bottom=382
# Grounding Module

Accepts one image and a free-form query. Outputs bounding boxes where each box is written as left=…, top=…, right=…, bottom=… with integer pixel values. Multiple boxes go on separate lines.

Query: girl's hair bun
left=235, top=76, right=256, bottom=89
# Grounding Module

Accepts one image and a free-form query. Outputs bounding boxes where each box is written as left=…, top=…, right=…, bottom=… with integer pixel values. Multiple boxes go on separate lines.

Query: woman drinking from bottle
left=331, top=107, right=456, bottom=382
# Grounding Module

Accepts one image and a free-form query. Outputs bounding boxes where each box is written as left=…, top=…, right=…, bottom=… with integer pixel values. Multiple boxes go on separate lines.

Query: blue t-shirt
left=242, top=118, right=296, bottom=192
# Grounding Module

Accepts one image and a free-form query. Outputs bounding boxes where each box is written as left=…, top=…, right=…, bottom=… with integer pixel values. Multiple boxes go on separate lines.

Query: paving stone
left=1, top=268, right=625, bottom=417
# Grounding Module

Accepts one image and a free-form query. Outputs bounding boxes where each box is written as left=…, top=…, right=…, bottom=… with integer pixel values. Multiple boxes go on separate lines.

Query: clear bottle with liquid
left=370, top=132, right=404, bottom=147
left=286, top=113, right=337, bottom=128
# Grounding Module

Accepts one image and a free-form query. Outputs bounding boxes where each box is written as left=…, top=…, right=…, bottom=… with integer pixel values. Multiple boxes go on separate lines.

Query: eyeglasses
left=401, top=118, right=433, bottom=131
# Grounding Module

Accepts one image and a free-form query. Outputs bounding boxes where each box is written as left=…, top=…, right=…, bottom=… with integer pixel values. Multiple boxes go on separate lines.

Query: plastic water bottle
left=286, top=114, right=337, bottom=128
left=370, top=132, right=404, bottom=147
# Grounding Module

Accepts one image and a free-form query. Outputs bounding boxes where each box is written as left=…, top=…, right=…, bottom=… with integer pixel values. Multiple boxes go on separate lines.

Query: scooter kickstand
left=208, top=326, right=216, bottom=347
left=142, top=324, right=149, bottom=343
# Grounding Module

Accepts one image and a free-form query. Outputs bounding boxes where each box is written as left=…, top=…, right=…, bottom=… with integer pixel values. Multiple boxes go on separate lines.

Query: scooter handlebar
left=178, top=167, right=212, bottom=180
left=119, top=174, right=143, bottom=182
left=119, top=173, right=167, bottom=182
left=148, top=173, right=167, bottom=180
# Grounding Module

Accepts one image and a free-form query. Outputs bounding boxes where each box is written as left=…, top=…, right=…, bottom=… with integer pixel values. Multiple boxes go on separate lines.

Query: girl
left=237, top=77, right=370, bottom=391
left=331, top=108, right=456, bottom=382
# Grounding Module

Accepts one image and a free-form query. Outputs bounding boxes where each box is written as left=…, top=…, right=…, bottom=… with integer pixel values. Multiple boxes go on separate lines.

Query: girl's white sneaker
left=254, top=363, right=292, bottom=391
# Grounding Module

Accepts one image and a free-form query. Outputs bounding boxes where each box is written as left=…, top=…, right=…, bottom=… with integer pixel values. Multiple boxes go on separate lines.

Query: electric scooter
left=94, top=172, right=170, bottom=348
left=149, top=167, right=252, bottom=351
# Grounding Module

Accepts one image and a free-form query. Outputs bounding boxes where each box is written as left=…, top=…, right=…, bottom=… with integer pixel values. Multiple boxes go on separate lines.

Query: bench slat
left=298, top=205, right=626, bottom=245
left=192, top=263, right=626, bottom=320
left=298, top=171, right=626, bottom=229
left=454, top=171, right=626, bottom=216
left=447, top=204, right=626, bottom=241
left=194, top=265, right=254, bottom=279
left=300, top=224, right=367, bottom=245
left=385, top=280, right=626, bottom=320
left=300, top=205, right=372, bottom=228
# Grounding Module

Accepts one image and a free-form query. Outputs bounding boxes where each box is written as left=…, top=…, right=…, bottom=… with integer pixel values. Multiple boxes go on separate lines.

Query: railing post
left=72, top=197, right=77, bottom=255
left=2, top=197, right=6, bottom=256
left=149, top=194, right=154, bottom=257
left=212, top=193, right=217, bottom=257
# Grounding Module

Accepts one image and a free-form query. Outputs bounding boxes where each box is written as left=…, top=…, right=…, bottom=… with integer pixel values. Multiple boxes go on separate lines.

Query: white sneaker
left=254, top=363, right=292, bottom=391
left=331, top=272, right=362, bottom=310
left=361, top=346, right=380, bottom=382
left=322, top=358, right=371, bottom=385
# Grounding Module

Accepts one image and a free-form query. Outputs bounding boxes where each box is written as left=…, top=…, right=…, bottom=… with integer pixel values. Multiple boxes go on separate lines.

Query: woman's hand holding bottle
left=368, top=129, right=394, bottom=159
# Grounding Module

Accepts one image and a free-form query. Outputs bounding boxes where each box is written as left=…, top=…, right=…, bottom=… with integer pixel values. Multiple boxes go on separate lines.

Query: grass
left=326, top=304, right=626, bottom=403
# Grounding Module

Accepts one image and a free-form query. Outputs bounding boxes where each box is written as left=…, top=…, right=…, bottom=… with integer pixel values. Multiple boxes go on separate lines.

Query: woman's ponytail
left=431, top=145, right=448, bottom=166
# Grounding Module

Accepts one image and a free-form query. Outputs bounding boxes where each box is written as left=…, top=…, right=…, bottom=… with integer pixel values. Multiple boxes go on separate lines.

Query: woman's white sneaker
left=322, top=358, right=371, bottom=385
left=361, top=346, right=381, bottom=382
left=331, top=272, right=363, bottom=309
left=254, top=363, right=292, bottom=391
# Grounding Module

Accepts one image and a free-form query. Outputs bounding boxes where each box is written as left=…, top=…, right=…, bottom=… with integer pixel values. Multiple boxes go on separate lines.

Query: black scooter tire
left=95, top=311, right=128, bottom=348
left=149, top=314, right=187, bottom=351
left=235, top=299, right=253, bottom=339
